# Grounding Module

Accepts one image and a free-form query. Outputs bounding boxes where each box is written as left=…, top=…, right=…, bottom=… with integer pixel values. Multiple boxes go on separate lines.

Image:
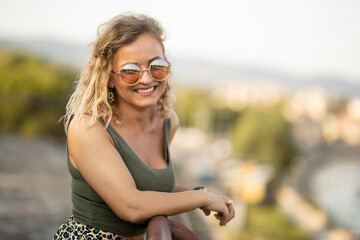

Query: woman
left=54, top=13, right=235, bottom=240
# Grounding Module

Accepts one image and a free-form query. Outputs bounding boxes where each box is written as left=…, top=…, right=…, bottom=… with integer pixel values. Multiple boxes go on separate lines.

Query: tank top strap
left=98, top=117, right=107, bottom=127
left=164, top=118, right=171, bottom=147
left=98, top=118, right=122, bottom=148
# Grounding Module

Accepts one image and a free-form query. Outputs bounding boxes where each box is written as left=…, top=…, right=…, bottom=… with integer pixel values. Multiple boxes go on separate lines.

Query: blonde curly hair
left=63, top=13, right=175, bottom=133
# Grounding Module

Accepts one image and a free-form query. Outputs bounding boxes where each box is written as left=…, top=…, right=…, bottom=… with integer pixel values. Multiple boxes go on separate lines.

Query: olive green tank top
left=67, top=118, right=176, bottom=236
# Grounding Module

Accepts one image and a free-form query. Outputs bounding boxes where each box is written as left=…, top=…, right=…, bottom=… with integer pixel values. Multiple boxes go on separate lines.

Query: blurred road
left=0, top=134, right=71, bottom=240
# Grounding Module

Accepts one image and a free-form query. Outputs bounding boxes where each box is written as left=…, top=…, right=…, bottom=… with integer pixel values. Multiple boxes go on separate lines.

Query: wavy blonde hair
left=63, top=13, right=175, bottom=133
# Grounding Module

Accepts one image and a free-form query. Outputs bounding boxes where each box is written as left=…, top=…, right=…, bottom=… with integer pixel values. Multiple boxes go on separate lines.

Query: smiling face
left=109, top=33, right=167, bottom=111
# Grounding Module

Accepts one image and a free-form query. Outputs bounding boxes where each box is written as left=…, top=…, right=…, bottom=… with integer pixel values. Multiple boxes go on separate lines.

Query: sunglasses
left=111, top=58, right=171, bottom=86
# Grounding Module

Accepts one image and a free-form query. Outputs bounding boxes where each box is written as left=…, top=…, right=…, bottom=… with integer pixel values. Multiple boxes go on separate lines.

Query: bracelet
left=193, top=186, right=207, bottom=191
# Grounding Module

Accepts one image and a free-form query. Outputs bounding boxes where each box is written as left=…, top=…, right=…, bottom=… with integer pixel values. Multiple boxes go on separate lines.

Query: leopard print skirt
left=53, top=216, right=129, bottom=240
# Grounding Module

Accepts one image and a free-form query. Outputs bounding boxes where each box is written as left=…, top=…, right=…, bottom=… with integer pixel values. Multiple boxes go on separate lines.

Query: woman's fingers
left=227, top=201, right=235, bottom=221
left=219, top=204, right=230, bottom=226
left=214, top=213, right=221, bottom=220
left=218, top=198, right=235, bottom=226
left=209, top=203, right=235, bottom=226
left=202, top=191, right=235, bottom=226
left=201, top=207, right=211, bottom=216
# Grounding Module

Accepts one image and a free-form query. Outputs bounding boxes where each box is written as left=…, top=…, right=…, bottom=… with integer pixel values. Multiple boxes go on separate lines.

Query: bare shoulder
left=67, top=115, right=114, bottom=162
left=169, top=110, right=179, bottom=142
left=68, top=115, right=111, bottom=142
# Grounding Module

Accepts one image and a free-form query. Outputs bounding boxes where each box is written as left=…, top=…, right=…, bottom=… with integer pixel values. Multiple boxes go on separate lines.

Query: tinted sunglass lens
left=120, top=64, right=141, bottom=85
left=150, top=59, right=170, bottom=80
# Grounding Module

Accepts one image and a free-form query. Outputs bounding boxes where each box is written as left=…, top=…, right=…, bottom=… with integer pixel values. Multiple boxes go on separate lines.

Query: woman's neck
left=114, top=103, right=159, bottom=131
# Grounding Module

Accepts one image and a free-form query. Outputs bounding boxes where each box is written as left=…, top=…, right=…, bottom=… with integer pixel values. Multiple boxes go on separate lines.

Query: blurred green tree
left=0, top=50, right=76, bottom=136
left=174, top=89, right=214, bottom=132
left=232, top=106, right=296, bottom=201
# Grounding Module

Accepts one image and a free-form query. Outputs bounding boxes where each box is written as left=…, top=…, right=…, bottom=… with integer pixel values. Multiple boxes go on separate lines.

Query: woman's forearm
left=127, top=190, right=208, bottom=223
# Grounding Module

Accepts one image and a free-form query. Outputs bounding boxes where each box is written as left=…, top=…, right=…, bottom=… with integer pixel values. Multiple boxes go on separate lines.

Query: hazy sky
left=1, top=0, right=360, bottom=81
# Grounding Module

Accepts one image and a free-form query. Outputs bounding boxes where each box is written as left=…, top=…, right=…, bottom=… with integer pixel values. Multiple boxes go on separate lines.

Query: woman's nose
left=139, top=69, right=153, bottom=84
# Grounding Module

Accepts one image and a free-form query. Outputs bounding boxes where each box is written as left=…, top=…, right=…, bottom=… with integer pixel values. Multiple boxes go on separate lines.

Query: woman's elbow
left=127, top=212, right=149, bottom=224
left=115, top=207, right=150, bottom=224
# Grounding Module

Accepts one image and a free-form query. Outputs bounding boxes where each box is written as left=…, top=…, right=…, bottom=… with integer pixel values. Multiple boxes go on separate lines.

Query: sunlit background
left=1, top=0, right=360, bottom=239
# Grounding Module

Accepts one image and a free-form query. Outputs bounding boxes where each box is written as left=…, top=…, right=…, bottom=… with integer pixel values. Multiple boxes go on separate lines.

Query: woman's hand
left=200, top=191, right=235, bottom=226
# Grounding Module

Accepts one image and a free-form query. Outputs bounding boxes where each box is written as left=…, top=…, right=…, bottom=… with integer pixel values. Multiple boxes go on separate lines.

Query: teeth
left=136, top=86, right=155, bottom=93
